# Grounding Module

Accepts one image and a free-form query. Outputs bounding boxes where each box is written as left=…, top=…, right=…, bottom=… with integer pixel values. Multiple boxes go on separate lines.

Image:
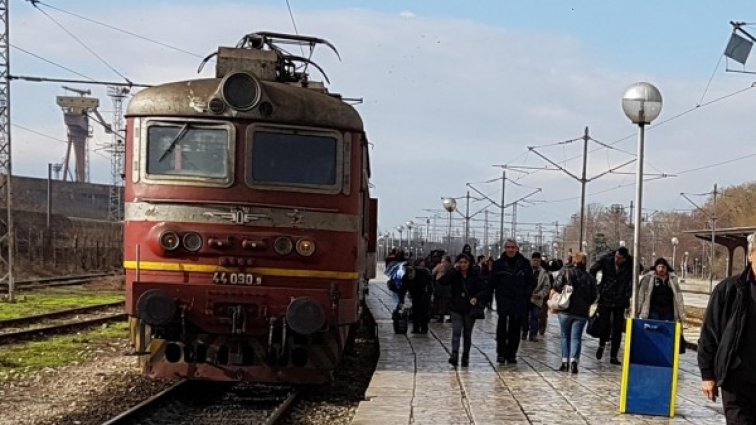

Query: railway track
left=0, top=303, right=127, bottom=345
left=101, top=380, right=299, bottom=425
left=0, top=272, right=123, bottom=291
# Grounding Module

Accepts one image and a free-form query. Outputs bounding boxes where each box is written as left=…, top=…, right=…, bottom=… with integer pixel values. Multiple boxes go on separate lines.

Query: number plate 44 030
left=212, top=272, right=261, bottom=285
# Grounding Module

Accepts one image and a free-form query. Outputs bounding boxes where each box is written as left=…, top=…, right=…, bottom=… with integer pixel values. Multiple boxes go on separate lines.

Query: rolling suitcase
left=392, top=307, right=410, bottom=334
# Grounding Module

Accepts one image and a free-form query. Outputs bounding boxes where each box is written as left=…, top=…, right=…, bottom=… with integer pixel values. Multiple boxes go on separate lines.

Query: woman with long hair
left=552, top=252, right=597, bottom=374
left=440, top=253, right=487, bottom=367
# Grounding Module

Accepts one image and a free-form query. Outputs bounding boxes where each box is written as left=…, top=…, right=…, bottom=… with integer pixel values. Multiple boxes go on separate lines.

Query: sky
left=9, top=0, right=756, bottom=246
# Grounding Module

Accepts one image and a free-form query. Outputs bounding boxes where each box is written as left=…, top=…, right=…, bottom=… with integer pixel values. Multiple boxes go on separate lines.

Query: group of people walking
left=387, top=230, right=756, bottom=424
left=386, top=241, right=687, bottom=375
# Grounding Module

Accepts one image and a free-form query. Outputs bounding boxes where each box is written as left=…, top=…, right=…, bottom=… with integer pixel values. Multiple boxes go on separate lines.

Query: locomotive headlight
left=221, top=72, right=261, bottom=111
left=159, top=231, right=180, bottom=251
left=182, top=232, right=203, bottom=252
left=296, top=239, right=316, bottom=257
left=273, top=236, right=293, bottom=255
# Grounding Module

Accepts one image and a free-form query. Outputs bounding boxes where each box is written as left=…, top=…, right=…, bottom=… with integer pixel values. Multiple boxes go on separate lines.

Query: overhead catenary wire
left=11, top=44, right=96, bottom=81
left=29, top=0, right=206, bottom=60
left=29, top=2, right=133, bottom=84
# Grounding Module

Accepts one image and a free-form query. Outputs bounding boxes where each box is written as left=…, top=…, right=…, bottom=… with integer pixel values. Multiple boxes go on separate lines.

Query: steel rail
left=0, top=301, right=124, bottom=328
left=100, top=380, right=189, bottom=425
left=264, top=388, right=300, bottom=425
left=0, top=313, right=127, bottom=344
left=0, top=272, right=123, bottom=291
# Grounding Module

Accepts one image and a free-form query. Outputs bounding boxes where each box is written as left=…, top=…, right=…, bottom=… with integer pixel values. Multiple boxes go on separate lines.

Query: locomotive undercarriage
left=128, top=278, right=358, bottom=383
left=130, top=315, right=351, bottom=383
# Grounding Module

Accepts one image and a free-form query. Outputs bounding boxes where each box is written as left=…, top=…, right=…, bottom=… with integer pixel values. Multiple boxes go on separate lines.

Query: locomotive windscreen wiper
left=158, top=123, right=190, bottom=162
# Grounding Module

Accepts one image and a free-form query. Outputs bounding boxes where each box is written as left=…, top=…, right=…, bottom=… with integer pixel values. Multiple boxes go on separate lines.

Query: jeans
left=521, top=304, right=540, bottom=338
left=496, top=313, right=522, bottom=359
left=450, top=311, right=476, bottom=355
left=598, top=306, right=626, bottom=358
left=558, top=313, right=588, bottom=362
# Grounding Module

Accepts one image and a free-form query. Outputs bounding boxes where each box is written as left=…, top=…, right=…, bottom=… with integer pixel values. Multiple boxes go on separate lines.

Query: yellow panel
left=670, top=321, right=682, bottom=417
left=619, top=317, right=633, bottom=413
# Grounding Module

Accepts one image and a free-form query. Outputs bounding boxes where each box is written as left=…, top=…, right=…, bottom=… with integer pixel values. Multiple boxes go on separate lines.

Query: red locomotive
left=124, top=32, right=377, bottom=383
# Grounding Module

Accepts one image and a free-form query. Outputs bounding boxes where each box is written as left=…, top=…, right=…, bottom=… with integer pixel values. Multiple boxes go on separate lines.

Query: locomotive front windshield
left=147, top=124, right=230, bottom=178
left=248, top=131, right=338, bottom=187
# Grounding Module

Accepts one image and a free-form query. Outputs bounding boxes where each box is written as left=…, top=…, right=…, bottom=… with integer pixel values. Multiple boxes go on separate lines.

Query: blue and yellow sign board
left=619, top=318, right=682, bottom=417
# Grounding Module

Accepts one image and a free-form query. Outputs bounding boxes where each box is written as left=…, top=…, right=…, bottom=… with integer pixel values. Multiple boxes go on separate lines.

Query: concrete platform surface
left=351, top=280, right=725, bottom=425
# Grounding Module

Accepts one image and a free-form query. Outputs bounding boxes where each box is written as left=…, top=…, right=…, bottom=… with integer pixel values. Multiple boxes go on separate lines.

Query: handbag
left=547, top=270, right=573, bottom=311
left=469, top=304, right=485, bottom=320
left=586, top=308, right=608, bottom=339
left=461, top=279, right=485, bottom=320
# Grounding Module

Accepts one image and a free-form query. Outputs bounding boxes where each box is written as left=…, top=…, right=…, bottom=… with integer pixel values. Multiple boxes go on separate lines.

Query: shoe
left=445, top=318, right=452, bottom=323
left=610, top=357, right=621, bottom=365
left=571, top=361, right=578, bottom=374
left=596, top=345, right=605, bottom=360
left=436, top=318, right=444, bottom=323
left=448, top=352, right=458, bottom=367
left=507, top=358, right=517, bottom=364
left=529, top=336, right=538, bottom=342
left=521, top=334, right=527, bottom=340
left=497, top=356, right=507, bottom=364
left=558, top=362, right=569, bottom=372
left=461, top=353, right=469, bottom=367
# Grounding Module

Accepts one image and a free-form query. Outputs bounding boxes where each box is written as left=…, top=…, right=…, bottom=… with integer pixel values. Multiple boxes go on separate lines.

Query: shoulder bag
left=461, top=278, right=485, bottom=319
left=547, top=269, right=573, bottom=311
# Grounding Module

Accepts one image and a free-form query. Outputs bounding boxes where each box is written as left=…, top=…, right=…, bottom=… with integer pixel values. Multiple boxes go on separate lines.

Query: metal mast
left=0, top=0, right=14, bottom=301
left=107, top=86, right=128, bottom=221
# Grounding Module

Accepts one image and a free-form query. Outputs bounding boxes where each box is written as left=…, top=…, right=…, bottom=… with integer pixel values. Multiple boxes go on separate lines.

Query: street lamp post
left=622, top=82, right=663, bottom=318
left=671, top=237, right=679, bottom=270
left=396, top=226, right=404, bottom=251
left=442, top=198, right=457, bottom=254
left=406, top=221, right=414, bottom=253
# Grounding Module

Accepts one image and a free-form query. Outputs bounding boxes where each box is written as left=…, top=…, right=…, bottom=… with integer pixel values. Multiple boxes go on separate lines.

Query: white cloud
left=9, top=4, right=756, bottom=238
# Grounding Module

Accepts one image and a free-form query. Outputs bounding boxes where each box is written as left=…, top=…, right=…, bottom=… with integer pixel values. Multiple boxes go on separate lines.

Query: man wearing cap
left=698, top=232, right=756, bottom=424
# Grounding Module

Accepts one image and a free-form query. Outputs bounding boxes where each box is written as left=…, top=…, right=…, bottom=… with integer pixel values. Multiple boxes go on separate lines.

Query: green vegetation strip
left=0, top=292, right=124, bottom=321
left=0, top=321, right=128, bottom=382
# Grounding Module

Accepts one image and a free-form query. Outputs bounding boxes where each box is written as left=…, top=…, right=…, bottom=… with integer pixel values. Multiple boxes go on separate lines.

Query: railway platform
left=351, top=278, right=725, bottom=425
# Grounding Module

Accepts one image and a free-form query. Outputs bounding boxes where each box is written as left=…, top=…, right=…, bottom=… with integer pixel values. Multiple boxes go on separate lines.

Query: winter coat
left=432, top=261, right=453, bottom=298
left=554, top=265, right=597, bottom=318
left=400, top=267, right=434, bottom=305
left=637, top=272, right=685, bottom=322
left=698, top=264, right=753, bottom=386
left=439, top=268, right=487, bottom=314
left=590, top=252, right=633, bottom=308
left=487, top=252, right=534, bottom=317
left=530, top=267, right=552, bottom=307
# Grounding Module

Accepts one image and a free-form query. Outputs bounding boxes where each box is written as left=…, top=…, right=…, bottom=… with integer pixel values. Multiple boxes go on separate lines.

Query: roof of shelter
left=683, top=226, right=756, bottom=249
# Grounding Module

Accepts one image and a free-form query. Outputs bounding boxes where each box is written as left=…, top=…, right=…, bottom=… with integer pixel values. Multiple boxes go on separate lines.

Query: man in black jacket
left=487, top=239, right=534, bottom=364
left=589, top=246, right=633, bottom=365
left=698, top=234, right=756, bottom=424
